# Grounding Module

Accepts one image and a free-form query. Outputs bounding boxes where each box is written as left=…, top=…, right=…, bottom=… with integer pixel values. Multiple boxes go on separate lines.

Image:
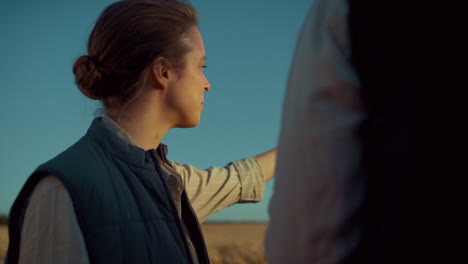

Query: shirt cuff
left=230, top=157, right=265, bottom=203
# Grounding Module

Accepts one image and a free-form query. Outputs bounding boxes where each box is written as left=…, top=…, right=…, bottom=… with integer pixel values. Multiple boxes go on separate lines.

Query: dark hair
left=73, top=0, right=199, bottom=108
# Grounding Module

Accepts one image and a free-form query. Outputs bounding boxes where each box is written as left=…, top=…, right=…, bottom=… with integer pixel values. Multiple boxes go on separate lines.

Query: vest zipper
left=149, top=150, right=195, bottom=264
left=156, top=147, right=210, bottom=264
left=181, top=190, right=210, bottom=263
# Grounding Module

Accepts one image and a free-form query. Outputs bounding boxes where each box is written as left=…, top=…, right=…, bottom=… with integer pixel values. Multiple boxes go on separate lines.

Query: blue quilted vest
left=6, top=118, right=209, bottom=264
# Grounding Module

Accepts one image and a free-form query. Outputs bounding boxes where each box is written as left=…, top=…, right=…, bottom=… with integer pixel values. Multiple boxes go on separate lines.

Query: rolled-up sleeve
left=169, top=157, right=265, bottom=223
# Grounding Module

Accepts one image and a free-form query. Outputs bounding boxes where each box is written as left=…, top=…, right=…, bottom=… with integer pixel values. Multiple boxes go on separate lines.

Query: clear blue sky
left=0, top=0, right=313, bottom=222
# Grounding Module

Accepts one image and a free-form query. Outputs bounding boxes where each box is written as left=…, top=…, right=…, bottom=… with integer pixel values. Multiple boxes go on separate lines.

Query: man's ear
left=150, top=57, right=172, bottom=90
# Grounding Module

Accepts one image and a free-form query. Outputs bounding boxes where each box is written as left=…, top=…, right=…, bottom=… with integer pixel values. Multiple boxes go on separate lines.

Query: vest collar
left=101, top=114, right=141, bottom=147
left=86, top=117, right=169, bottom=169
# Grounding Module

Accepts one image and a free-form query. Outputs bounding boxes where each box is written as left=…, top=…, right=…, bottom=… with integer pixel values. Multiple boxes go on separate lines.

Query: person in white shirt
left=266, top=0, right=363, bottom=262
left=266, top=0, right=468, bottom=263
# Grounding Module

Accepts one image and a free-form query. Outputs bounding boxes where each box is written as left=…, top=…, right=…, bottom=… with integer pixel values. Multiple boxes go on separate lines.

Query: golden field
left=202, top=223, right=268, bottom=264
left=0, top=226, right=7, bottom=263
left=0, top=223, right=268, bottom=264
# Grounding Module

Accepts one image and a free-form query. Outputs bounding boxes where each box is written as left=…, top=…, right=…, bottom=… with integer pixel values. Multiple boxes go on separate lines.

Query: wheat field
left=202, top=223, right=268, bottom=264
left=0, top=226, right=7, bottom=263
left=0, top=223, right=268, bottom=264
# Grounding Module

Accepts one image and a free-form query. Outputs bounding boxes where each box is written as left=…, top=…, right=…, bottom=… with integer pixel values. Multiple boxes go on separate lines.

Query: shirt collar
left=101, top=114, right=140, bottom=147
left=99, top=115, right=171, bottom=166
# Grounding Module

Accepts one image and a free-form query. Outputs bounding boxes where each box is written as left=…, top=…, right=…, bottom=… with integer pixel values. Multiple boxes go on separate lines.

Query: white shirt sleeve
left=265, top=0, right=365, bottom=263
left=19, top=176, right=90, bottom=264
